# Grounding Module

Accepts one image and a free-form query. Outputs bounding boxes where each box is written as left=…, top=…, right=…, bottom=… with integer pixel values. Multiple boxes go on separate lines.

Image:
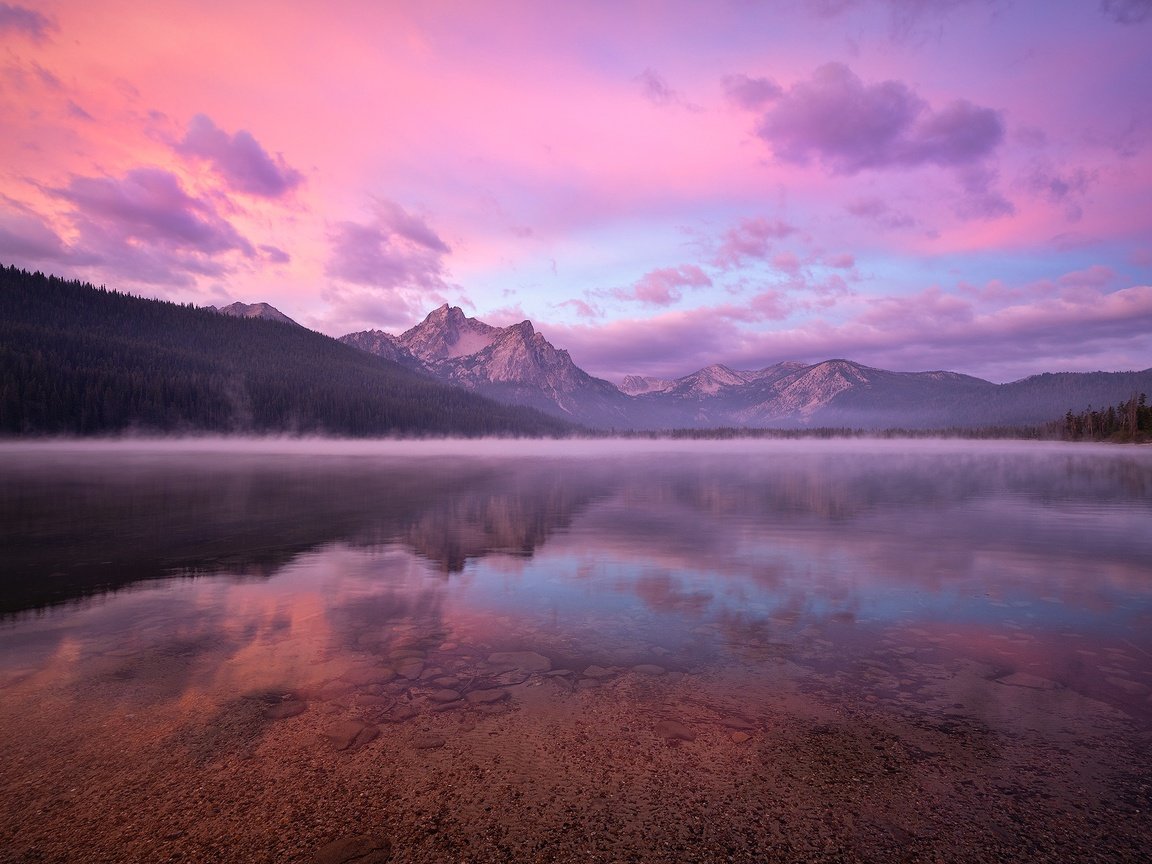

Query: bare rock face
left=399, top=304, right=499, bottom=361
left=210, top=301, right=299, bottom=326
left=619, top=375, right=674, bottom=396
left=338, top=330, right=421, bottom=369
left=342, top=305, right=632, bottom=426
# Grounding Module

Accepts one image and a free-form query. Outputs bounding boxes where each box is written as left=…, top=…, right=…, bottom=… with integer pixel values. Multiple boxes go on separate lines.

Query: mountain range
left=337, top=304, right=1152, bottom=430
left=4, top=262, right=1146, bottom=435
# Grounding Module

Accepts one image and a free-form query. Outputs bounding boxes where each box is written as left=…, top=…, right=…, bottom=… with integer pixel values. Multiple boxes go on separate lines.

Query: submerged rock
left=465, top=688, right=510, bottom=705
left=323, top=720, right=379, bottom=751
left=996, top=672, right=1059, bottom=690
left=487, top=651, right=552, bottom=672
left=654, top=719, right=696, bottom=742
left=314, top=834, right=391, bottom=864
left=632, top=664, right=666, bottom=676
left=582, top=665, right=614, bottom=679
left=263, top=700, right=307, bottom=720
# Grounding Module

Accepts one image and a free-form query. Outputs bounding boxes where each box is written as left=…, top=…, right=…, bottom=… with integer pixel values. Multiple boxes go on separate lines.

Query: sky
left=2, top=0, right=1151, bottom=384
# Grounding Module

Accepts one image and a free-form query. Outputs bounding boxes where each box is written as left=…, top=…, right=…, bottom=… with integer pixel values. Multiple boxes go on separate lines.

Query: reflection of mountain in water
left=0, top=454, right=615, bottom=615
left=3, top=443, right=1150, bottom=616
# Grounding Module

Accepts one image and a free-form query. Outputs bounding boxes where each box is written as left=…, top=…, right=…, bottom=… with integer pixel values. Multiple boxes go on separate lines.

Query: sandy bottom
left=2, top=629, right=1151, bottom=864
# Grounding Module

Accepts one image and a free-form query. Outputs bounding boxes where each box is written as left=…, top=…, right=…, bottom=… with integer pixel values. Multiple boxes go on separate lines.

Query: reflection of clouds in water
left=2, top=439, right=1150, bottom=717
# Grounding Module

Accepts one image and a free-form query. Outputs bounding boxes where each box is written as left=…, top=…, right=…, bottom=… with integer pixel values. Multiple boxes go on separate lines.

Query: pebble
left=313, top=834, right=391, bottom=864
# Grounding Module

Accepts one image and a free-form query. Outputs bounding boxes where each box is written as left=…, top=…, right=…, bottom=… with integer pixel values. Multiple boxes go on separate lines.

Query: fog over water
left=1, top=438, right=1150, bottom=862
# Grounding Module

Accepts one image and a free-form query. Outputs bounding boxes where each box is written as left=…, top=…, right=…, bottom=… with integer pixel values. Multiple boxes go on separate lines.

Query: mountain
left=619, top=375, right=674, bottom=396
left=638, top=358, right=1152, bottom=430
left=0, top=265, right=575, bottom=437
left=209, top=301, right=299, bottom=326
left=343, top=305, right=634, bottom=426
left=342, top=304, right=1152, bottom=430
left=338, top=329, right=424, bottom=370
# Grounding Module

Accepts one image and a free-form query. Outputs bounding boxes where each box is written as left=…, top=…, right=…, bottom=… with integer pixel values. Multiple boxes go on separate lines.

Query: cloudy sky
left=2, top=0, right=1150, bottom=383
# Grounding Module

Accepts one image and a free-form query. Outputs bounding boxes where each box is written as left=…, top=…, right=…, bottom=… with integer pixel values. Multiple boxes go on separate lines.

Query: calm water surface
left=1, top=438, right=1150, bottom=862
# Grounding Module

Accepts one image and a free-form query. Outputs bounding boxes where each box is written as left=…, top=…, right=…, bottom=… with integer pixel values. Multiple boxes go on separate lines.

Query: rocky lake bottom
left=1, top=439, right=1150, bottom=862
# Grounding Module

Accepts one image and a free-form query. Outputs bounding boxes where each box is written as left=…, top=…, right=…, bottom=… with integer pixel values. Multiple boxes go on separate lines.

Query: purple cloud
left=721, top=73, right=782, bottom=110
left=1101, top=0, right=1151, bottom=24
left=637, top=68, right=677, bottom=106
left=55, top=168, right=253, bottom=255
left=753, top=63, right=1004, bottom=174
left=176, top=114, right=303, bottom=198
left=259, top=244, right=291, bottom=264
left=954, top=165, right=1015, bottom=220
left=628, top=265, right=712, bottom=306
left=845, top=197, right=917, bottom=230
left=714, top=217, right=797, bottom=268
left=635, top=68, right=699, bottom=111
left=0, top=3, right=56, bottom=41
left=0, top=210, right=70, bottom=264
left=326, top=200, right=450, bottom=291
left=1022, top=163, right=1096, bottom=222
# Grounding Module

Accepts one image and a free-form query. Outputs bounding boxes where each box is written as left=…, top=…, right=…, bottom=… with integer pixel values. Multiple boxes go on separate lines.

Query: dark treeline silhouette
left=0, top=264, right=575, bottom=437
left=586, top=424, right=1057, bottom=440
left=1062, top=394, right=1150, bottom=443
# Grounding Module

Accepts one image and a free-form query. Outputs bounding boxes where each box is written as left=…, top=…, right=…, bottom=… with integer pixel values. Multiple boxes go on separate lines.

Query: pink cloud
left=713, top=217, right=797, bottom=268
left=772, top=251, right=801, bottom=275
left=627, top=264, right=712, bottom=306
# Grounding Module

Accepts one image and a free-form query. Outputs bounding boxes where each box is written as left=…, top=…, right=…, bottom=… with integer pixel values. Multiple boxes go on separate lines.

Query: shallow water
left=2, top=439, right=1151, bottom=862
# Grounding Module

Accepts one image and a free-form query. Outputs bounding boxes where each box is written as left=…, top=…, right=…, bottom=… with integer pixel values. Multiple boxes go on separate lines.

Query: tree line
left=1061, top=393, right=1150, bottom=443
left=0, top=264, right=575, bottom=437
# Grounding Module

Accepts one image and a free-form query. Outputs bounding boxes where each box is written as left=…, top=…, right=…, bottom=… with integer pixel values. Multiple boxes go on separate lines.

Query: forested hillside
left=0, top=265, right=574, bottom=437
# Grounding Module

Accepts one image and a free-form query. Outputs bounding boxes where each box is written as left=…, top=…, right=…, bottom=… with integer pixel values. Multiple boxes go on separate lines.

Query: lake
left=1, top=438, right=1150, bottom=863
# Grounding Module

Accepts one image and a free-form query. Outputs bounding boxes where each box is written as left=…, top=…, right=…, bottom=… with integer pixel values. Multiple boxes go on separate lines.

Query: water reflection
left=1, top=439, right=1151, bottom=861
left=3, top=440, right=1149, bottom=709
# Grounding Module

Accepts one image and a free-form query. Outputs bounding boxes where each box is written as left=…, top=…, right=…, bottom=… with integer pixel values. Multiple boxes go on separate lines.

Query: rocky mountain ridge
left=329, top=304, right=1152, bottom=430
left=209, top=301, right=299, bottom=326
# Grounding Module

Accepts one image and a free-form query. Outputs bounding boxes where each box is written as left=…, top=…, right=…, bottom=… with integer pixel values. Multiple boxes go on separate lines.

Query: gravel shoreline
left=2, top=634, right=1150, bottom=864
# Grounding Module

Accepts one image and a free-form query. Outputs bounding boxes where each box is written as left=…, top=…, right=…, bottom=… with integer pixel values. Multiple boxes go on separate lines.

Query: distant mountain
left=637, top=358, right=1152, bottom=429
left=343, top=305, right=633, bottom=426
left=341, top=305, right=1152, bottom=430
left=209, top=301, right=299, bottom=326
left=0, top=265, right=575, bottom=437
left=619, top=375, right=674, bottom=396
